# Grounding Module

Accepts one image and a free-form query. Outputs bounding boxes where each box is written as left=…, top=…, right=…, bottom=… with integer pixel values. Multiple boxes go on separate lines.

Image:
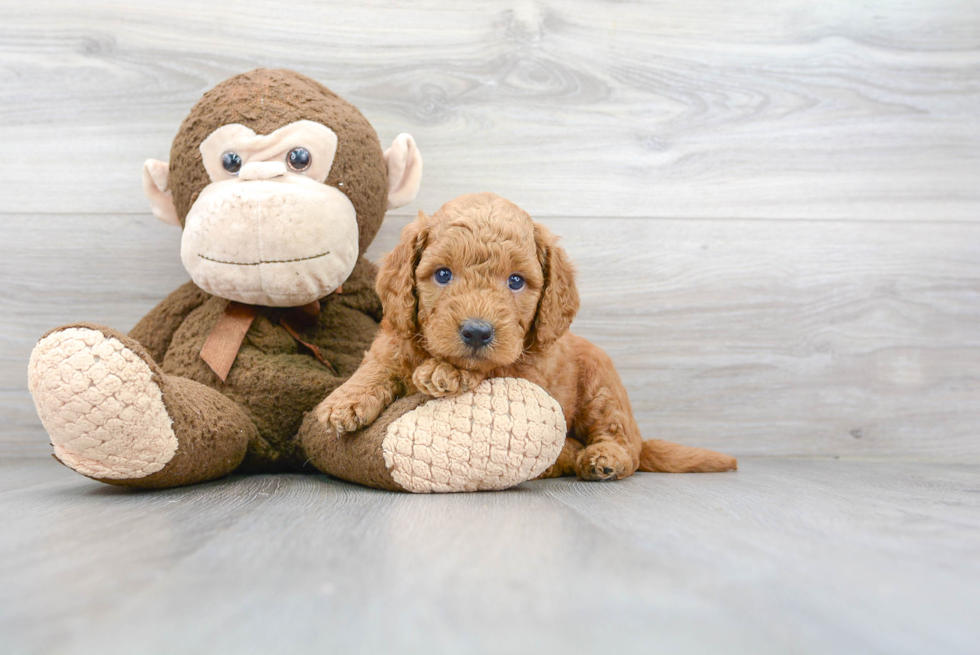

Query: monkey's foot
left=28, top=326, right=178, bottom=480
left=381, top=378, right=566, bottom=493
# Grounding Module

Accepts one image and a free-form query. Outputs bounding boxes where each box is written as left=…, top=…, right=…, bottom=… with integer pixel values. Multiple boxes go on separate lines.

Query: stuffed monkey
left=28, top=69, right=566, bottom=492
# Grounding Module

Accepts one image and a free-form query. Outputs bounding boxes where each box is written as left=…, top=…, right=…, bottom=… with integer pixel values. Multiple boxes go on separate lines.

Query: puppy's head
left=377, top=192, right=579, bottom=372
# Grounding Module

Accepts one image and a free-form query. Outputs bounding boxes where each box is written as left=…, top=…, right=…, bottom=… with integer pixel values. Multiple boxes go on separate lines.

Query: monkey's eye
left=287, top=147, right=312, bottom=172
left=433, top=268, right=453, bottom=286
left=221, top=151, right=242, bottom=175
left=508, top=274, right=526, bottom=291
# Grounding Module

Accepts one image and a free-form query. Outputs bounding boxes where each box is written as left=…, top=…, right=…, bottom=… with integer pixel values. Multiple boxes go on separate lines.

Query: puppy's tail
left=638, top=439, right=737, bottom=473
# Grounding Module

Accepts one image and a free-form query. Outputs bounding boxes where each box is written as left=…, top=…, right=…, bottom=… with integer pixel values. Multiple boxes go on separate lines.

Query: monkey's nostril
left=459, top=320, right=495, bottom=349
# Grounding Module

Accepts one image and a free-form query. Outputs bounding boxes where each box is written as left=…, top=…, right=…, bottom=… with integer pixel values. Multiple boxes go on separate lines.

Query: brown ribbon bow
left=200, top=286, right=342, bottom=382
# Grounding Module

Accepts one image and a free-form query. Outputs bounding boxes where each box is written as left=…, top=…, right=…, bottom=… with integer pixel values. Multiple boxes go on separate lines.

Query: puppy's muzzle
left=459, top=319, right=495, bottom=349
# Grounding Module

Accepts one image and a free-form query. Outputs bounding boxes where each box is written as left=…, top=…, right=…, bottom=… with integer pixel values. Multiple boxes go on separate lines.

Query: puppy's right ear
left=528, top=222, right=580, bottom=350
left=377, top=211, right=428, bottom=339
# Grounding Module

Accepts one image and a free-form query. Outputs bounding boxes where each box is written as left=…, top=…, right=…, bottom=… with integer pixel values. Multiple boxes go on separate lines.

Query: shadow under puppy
left=316, top=192, right=736, bottom=480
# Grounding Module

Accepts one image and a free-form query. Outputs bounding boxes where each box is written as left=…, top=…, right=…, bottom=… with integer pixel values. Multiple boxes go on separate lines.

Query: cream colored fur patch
left=28, top=328, right=177, bottom=480
left=382, top=378, right=566, bottom=493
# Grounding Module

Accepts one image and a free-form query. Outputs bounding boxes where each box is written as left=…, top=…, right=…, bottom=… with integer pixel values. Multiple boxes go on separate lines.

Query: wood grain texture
left=4, top=214, right=978, bottom=457
left=2, top=0, right=979, bottom=458
left=0, top=0, right=978, bottom=219
left=1, top=457, right=978, bottom=654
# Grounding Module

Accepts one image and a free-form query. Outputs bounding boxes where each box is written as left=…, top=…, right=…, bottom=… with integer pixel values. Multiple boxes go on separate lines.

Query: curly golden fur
left=316, top=192, right=737, bottom=480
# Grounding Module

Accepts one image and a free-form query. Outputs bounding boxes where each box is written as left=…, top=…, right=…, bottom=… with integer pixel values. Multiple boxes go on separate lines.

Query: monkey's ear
left=142, top=159, right=181, bottom=227
left=384, top=134, right=423, bottom=210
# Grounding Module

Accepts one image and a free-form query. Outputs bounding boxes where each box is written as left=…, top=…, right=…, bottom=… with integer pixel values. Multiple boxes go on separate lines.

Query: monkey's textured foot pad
left=28, top=327, right=177, bottom=480
left=381, top=378, right=566, bottom=493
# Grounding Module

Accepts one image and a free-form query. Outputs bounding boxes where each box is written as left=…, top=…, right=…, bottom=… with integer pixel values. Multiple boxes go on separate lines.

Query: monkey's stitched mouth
left=197, top=251, right=330, bottom=266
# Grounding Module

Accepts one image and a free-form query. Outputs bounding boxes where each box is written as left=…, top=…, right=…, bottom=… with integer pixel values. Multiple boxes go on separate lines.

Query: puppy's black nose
left=459, top=320, right=495, bottom=348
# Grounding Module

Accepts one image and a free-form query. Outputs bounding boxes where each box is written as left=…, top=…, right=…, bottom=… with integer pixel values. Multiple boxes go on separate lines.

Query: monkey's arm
left=313, top=330, right=407, bottom=434
left=129, top=281, right=211, bottom=363
left=336, top=257, right=384, bottom=322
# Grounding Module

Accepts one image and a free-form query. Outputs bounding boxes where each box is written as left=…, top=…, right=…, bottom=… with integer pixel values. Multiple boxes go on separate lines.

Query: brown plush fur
left=39, top=70, right=413, bottom=488
left=318, top=193, right=737, bottom=480
left=168, top=68, right=388, bottom=256
left=132, top=257, right=384, bottom=473
left=124, top=70, right=402, bottom=480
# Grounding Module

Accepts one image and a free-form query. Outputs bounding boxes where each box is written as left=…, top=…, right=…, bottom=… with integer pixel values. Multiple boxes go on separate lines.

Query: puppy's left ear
left=376, top=211, right=429, bottom=339
left=528, top=222, right=580, bottom=350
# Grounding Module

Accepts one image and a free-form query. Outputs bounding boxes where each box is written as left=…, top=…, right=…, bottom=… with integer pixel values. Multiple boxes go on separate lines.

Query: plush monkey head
left=142, top=69, right=422, bottom=307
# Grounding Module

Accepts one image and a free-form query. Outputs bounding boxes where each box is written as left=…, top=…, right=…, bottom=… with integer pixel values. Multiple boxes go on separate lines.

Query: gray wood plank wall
left=2, top=0, right=978, bottom=458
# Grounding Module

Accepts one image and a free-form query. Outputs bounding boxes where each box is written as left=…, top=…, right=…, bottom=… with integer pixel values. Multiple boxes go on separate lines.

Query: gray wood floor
left=1, top=457, right=978, bottom=655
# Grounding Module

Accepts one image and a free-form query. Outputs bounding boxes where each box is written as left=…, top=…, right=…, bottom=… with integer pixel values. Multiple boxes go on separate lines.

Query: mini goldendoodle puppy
left=315, top=192, right=736, bottom=481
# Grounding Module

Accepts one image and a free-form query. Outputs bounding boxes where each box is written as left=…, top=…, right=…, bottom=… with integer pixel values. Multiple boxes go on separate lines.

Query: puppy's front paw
left=412, top=360, right=483, bottom=397
left=576, top=442, right=635, bottom=481
left=315, top=389, right=384, bottom=435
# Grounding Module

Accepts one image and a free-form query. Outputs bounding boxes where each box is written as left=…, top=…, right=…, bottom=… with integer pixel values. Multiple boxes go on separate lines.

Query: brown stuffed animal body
left=316, top=192, right=737, bottom=480
left=27, top=70, right=566, bottom=492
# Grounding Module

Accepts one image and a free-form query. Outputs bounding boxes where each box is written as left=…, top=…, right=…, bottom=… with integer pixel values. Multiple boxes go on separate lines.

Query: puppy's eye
left=222, top=152, right=242, bottom=175
left=433, top=268, right=453, bottom=286
left=287, top=147, right=312, bottom=172
left=508, top=274, right=525, bottom=291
